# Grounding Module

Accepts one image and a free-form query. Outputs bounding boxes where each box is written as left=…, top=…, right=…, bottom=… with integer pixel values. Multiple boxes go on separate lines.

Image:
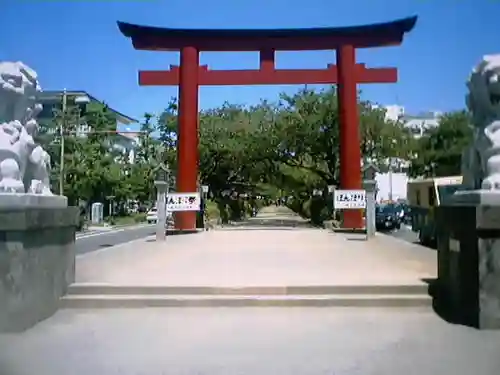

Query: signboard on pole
left=333, top=189, right=366, bottom=209
left=167, top=192, right=201, bottom=212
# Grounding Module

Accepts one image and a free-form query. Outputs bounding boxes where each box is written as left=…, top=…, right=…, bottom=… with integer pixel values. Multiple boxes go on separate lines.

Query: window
left=416, top=190, right=421, bottom=205
left=77, top=103, right=87, bottom=116
left=38, top=103, right=56, bottom=119
left=428, top=186, right=436, bottom=206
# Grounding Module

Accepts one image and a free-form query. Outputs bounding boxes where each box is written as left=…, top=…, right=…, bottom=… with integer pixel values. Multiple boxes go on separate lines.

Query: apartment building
left=37, top=90, right=139, bottom=163
left=371, top=105, right=443, bottom=201
left=375, top=104, right=441, bottom=139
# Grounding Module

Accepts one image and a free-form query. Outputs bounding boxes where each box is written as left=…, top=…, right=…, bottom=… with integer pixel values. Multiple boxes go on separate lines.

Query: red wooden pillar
left=337, top=44, right=363, bottom=229
left=175, top=46, right=199, bottom=231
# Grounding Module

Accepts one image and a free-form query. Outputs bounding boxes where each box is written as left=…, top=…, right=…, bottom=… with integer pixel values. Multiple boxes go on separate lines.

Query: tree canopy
left=38, top=85, right=469, bottom=222
left=408, top=110, right=472, bottom=178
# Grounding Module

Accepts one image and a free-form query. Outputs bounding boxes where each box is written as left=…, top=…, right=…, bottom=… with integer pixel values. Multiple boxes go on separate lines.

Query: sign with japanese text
left=166, top=192, right=201, bottom=212
left=333, top=189, right=366, bottom=209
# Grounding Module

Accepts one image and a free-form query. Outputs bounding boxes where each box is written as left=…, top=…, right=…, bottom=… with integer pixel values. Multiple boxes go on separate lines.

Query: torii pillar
left=118, top=16, right=417, bottom=231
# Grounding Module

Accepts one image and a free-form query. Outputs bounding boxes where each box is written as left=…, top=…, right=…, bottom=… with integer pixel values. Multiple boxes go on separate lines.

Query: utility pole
left=388, top=160, right=393, bottom=201
left=59, top=89, right=67, bottom=196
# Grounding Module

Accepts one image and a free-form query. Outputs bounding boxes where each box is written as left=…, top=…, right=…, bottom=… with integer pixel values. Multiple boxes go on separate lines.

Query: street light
left=58, top=89, right=67, bottom=196
left=154, top=162, right=170, bottom=241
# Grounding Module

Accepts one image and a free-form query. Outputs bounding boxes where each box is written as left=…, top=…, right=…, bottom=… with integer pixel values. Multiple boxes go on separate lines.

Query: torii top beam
left=117, top=16, right=417, bottom=52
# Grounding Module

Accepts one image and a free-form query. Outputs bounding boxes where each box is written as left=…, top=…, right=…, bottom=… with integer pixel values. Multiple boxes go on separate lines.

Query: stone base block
left=0, top=193, right=67, bottom=209
left=436, top=190, right=500, bottom=329
left=0, top=205, right=79, bottom=332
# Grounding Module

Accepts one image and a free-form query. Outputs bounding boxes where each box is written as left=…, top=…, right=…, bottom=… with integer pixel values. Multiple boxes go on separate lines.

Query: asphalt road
left=387, top=224, right=419, bottom=244
left=75, top=225, right=155, bottom=255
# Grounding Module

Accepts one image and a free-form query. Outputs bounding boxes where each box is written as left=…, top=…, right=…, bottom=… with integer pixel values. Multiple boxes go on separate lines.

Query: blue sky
left=2, top=0, right=499, bottom=129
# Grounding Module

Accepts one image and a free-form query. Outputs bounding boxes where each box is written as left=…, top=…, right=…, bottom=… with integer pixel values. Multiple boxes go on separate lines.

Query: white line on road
left=75, top=224, right=153, bottom=240
left=76, top=229, right=125, bottom=240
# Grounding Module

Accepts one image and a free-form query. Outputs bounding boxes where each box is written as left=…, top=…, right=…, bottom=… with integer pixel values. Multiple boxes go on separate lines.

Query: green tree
left=62, top=102, right=123, bottom=209
left=126, top=113, right=161, bottom=203
left=156, top=99, right=178, bottom=167
left=37, top=99, right=85, bottom=202
left=198, top=103, right=278, bottom=198
left=143, top=87, right=414, bottom=222
left=409, top=111, right=472, bottom=178
left=360, top=104, right=415, bottom=172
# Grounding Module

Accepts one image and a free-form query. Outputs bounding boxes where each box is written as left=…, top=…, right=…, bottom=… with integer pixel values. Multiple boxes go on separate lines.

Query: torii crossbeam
left=118, top=16, right=417, bottom=231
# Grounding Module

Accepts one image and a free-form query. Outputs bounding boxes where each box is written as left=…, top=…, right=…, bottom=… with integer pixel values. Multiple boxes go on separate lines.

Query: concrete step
left=67, top=283, right=430, bottom=296
left=60, top=294, right=432, bottom=309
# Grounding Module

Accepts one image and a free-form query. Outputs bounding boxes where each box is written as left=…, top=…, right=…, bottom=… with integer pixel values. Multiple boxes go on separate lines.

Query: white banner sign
left=166, top=192, right=201, bottom=212
left=334, top=189, right=366, bottom=209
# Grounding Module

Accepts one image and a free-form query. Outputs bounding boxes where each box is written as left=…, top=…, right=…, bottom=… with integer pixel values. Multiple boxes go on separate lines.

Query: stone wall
left=0, top=206, right=78, bottom=332
left=436, top=204, right=500, bottom=329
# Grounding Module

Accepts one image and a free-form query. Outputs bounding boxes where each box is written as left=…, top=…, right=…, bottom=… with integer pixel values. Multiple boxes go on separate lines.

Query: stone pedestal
left=436, top=190, right=500, bottom=329
left=0, top=196, right=78, bottom=332
left=155, top=184, right=167, bottom=241
left=363, top=180, right=376, bottom=239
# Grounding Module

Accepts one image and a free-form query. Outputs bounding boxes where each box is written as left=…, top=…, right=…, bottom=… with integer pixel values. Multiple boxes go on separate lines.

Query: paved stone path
left=1, top=308, right=500, bottom=375
left=2, top=208, right=488, bottom=374
left=74, top=207, right=436, bottom=287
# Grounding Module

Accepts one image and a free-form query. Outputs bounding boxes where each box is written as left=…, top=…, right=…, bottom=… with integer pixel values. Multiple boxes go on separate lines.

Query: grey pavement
left=1, top=308, right=500, bottom=375
left=76, top=225, right=155, bottom=255
left=74, top=224, right=436, bottom=286
left=387, top=225, right=419, bottom=244
left=1, top=209, right=497, bottom=374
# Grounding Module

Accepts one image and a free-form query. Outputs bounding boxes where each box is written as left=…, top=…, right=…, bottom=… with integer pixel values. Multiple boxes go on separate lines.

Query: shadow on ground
left=421, top=277, right=474, bottom=328
left=345, top=236, right=368, bottom=242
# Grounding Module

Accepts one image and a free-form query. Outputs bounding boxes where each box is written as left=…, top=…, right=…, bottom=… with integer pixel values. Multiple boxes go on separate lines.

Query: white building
left=371, top=105, right=443, bottom=202
left=375, top=172, right=408, bottom=202
left=401, top=111, right=442, bottom=139
left=38, top=90, right=138, bottom=163
left=113, top=130, right=141, bottom=164
left=381, top=104, right=405, bottom=122
left=375, top=104, right=442, bottom=139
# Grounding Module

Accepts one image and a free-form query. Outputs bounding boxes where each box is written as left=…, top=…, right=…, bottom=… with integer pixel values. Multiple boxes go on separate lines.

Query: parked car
left=396, top=203, right=412, bottom=225
left=146, top=207, right=158, bottom=224
left=146, top=207, right=173, bottom=224
left=375, top=203, right=402, bottom=231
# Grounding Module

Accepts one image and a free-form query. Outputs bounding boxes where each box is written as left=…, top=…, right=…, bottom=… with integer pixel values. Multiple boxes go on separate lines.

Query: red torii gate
left=118, top=16, right=417, bottom=231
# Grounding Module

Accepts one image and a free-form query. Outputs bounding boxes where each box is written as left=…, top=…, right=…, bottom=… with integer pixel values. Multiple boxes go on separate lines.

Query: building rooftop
left=117, top=130, right=142, bottom=141
left=38, top=90, right=138, bottom=125
left=401, top=111, right=442, bottom=121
